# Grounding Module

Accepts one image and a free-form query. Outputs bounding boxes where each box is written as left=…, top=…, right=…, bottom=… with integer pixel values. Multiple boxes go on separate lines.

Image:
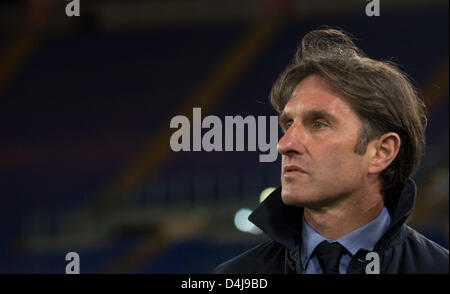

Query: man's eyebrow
left=304, top=109, right=338, bottom=123
left=279, top=108, right=338, bottom=126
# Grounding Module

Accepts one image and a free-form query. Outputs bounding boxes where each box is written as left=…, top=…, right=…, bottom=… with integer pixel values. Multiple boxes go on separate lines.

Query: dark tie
left=314, top=241, right=347, bottom=274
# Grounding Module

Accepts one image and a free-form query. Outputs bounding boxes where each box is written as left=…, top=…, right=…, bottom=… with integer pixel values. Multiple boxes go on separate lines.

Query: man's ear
left=368, top=132, right=401, bottom=175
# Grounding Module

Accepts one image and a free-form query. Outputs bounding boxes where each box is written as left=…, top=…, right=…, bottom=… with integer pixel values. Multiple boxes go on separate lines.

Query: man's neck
left=303, top=185, right=385, bottom=240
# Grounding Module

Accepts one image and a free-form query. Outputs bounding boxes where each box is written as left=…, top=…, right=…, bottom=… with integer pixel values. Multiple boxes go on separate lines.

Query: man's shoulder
left=385, top=225, right=449, bottom=273
left=403, top=225, right=448, bottom=251
left=404, top=225, right=449, bottom=256
left=212, top=240, right=286, bottom=274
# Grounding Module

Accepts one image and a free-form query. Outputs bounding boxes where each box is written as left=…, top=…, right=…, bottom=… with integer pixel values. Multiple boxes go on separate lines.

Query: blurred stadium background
left=0, top=0, right=448, bottom=273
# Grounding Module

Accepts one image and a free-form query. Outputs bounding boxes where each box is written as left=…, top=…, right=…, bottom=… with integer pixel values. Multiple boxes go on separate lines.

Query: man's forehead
left=291, top=74, right=337, bottom=97
left=282, top=91, right=345, bottom=118
left=282, top=75, right=351, bottom=118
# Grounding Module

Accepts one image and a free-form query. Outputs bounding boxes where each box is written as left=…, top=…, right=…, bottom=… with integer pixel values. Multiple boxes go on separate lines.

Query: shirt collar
left=300, top=216, right=326, bottom=269
left=300, top=207, right=391, bottom=269
left=337, top=206, right=391, bottom=254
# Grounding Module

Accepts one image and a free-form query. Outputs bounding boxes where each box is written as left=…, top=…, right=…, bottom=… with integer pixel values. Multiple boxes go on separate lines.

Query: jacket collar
left=248, top=178, right=417, bottom=251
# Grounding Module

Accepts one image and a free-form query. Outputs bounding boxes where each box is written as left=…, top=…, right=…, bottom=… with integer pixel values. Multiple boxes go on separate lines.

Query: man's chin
left=281, top=189, right=309, bottom=207
left=281, top=183, right=323, bottom=207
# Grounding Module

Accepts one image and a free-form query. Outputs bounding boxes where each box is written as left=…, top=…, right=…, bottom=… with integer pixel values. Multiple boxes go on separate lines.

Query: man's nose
left=278, top=123, right=306, bottom=155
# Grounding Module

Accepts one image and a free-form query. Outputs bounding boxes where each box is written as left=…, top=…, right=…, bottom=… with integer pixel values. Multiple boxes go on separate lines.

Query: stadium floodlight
left=259, top=187, right=276, bottom=203
left=234, top=208, right=262, bottom=235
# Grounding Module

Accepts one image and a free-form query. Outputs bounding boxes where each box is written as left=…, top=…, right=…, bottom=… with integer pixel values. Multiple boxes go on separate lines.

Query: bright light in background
left=259, top=187, right=276, bottom=203
left=234, top=208, right=261, bottom=235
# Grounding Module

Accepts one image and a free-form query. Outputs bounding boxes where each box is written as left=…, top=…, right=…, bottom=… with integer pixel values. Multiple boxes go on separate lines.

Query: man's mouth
left=283, top=164, right=307, bottom=175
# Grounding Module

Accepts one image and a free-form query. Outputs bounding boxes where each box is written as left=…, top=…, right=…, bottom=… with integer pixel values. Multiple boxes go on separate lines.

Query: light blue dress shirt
left=300, top=206, right=391, bottom=274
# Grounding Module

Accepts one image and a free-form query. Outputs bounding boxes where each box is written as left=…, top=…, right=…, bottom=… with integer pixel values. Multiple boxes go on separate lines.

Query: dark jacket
left=213, top=179, right=449, bottom=274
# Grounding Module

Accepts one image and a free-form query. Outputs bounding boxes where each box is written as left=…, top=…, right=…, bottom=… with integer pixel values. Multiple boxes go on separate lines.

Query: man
left=213, top=29, right=449, bottom=274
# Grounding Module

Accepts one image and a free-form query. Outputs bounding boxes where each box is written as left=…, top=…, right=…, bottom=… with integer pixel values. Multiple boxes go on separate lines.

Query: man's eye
left=313, top=121, right=327, bottom=129
left=284, top=122, right=293, bottom=131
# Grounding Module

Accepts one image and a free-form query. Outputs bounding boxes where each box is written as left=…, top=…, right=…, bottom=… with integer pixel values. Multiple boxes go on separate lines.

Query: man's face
left=278, top=74, right=372, bottom=208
